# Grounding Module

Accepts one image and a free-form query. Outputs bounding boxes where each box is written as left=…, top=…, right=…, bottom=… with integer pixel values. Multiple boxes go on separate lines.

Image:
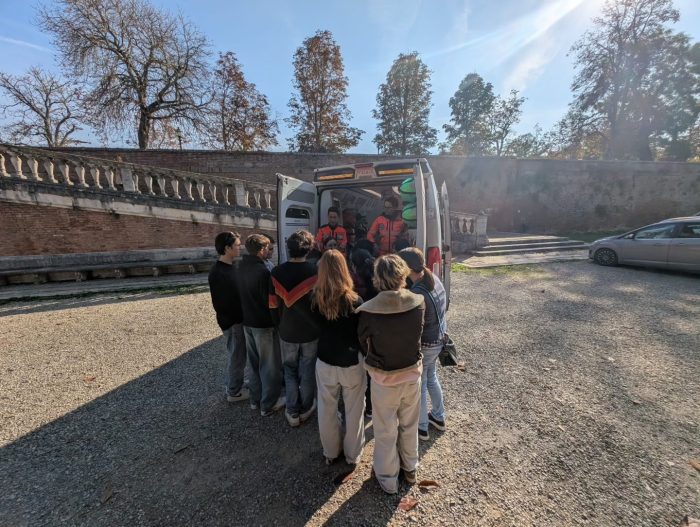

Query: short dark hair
left=384, top=196, right=399, bottom=208
left=245, top=234, right=270, bottom=256
left=287, top=230, right=314, bottom=258
left=328, top=206, right=340, bottom=216
left=214, top=231, right=240, bottom=255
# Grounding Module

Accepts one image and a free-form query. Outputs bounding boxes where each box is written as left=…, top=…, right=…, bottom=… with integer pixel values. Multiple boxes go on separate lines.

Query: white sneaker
left=261, top=396, right=286, bottom=417
left=300, top=398, right=317, bottom=422
left=250, top=402, right=259, bottom=410
left=227, top=388, right=250, bottom=403
left=285, top=411, right=300, bottom=427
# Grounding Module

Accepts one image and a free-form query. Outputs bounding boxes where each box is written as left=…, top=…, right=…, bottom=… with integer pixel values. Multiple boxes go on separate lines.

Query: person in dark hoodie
left=312, top=249, right=365, bottom=466
left=208, top=231, right=248, bottom=403
left=357, top=254, right=425, bottom=494
left=269, top=230, right=320, bottom=427
left=239, top=234, right=285, bottom=417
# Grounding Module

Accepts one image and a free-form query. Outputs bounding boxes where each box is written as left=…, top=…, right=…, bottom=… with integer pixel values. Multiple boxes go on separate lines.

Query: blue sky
left=1, top=0, right=699, bottom=152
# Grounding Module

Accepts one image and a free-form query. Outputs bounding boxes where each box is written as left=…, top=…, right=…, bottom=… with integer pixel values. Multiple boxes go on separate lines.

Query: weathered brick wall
left=0, top=201, right=271, bottom=256
left=47, top=147, right=700, bottom=233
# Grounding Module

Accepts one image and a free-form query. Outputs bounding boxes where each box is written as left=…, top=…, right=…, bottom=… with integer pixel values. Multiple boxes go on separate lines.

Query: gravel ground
left=0, top=262, right=698, bottom=526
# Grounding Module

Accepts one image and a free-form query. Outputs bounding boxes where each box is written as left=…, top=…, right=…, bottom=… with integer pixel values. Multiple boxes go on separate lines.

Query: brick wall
left=0, top=201, right=272, bottom=257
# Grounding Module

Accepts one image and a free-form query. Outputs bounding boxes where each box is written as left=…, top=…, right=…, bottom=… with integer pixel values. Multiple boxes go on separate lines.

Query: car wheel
left=594, top=248, right=618, bottom=266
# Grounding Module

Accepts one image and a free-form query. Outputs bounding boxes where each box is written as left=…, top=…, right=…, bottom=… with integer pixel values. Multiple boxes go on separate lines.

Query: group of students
left=207, top=227, right=448, bottom=494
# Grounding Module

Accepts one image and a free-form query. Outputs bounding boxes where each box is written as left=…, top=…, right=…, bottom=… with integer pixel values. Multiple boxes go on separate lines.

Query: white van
left=276, top=158, right=451, bottom=302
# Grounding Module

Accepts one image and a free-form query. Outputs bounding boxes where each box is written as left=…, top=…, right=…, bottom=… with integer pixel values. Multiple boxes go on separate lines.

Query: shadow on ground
left=0, top=335, right=423, bottom=527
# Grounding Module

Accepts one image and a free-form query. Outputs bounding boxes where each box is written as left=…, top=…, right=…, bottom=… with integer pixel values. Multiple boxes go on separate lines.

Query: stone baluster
left=264, top=189, right=273, bottom=209
left=104, top=166, right=116, bottom=190
left=144, top=172, right=155, bottom=195
left=59, top=162, right=73, bottom=186
left=26, top=157, right=41, bottom=181
left=75, top=164, right=88, bottom=187
left=10, top=153, right=25, bottom=179
left=170, top=177, right=180, bottom=199
left=244, top=188, right=250, bottom=207
left=157, top=175, right=167, bottom=197
left=234, top=182, right=246, bottom=206
left=0, top=153, right=9, bottom=177
left=196, top=181, right=206, bottom=202
left=43, top=159, right=58, bottom=183
left=120, top=167, right=137, bottom=193
left=253, top=189, right=261, bottom=209
left=208, top=181, right=218, bottom=204
left=221, top=185, right=230, bottom=205
left=184, top=179, right=194, bottom=200
left=89, top=166, right=102, bottom=189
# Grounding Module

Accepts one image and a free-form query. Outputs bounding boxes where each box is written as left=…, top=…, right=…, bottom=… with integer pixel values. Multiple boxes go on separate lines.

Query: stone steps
left=472, top=243, right=589, bottom=257
left=476, top=240, right=584, bottom=253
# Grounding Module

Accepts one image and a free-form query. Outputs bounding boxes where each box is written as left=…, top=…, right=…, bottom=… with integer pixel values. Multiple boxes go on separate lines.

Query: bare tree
left=203, top=52, right=278, bottom=151
left=0, top=66, right=85, bottom=146
left=38, top=0, right=211, bottom=149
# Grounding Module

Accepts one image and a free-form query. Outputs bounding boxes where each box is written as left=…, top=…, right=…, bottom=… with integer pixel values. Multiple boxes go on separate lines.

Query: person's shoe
left=226, top=388, right=250, bottom=402
left=250, top=402, right=259, bottom=411
left=285, top=410, right=300, bottom=427
left=261, top=396, right=286, bottom=417
left=418, top=428, right=430, bottom=441
left=403, top=469, right=417, bottom=485
left=364, top=408, right=372, bottom=419
left=428, top=412, right=446, bottom=431
left=300, top=398, right=317, bottom=422
left=324, top=456, right=338, bottom=466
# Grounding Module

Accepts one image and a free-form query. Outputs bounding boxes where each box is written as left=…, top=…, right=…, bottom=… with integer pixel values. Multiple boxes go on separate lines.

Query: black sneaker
left=403, top=469, right=417, bottom=484
left=418, top=428, right=430, bottom=441
left=364, top=408, right=372, bottom=419
left=428, top=412, right=446, bottom=431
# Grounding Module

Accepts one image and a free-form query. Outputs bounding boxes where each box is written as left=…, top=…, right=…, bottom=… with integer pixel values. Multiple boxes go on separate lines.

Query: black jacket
left=208, top=260, right=243, bottom=331
left=238, top=254, right=274, bottom=328
left=269, top=261, right=320, bottom=343
left=315, top=298, right=363, bottom=367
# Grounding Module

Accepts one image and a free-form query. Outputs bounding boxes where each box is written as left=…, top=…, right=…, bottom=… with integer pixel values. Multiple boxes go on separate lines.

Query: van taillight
left=427, top=246, right=441, bottom=278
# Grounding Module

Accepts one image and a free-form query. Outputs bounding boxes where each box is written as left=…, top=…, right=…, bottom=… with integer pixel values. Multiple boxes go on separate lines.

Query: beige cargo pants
left=370, top=378, right=421, bottom=494
left=315, top=357, right=367, bottom=464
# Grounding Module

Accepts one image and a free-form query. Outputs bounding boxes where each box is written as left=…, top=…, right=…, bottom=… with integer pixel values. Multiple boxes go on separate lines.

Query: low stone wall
left=48, top=147, right=700, bottom=234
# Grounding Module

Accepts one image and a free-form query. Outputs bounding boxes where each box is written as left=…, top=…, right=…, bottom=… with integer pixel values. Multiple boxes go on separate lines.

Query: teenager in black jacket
left=312, top=249, right=365, bottom=465
left=238, top=234, right=284, bottom=417
left=208, top=232, right=247, bottom=402
left=269, top=230, right=320, bottom=427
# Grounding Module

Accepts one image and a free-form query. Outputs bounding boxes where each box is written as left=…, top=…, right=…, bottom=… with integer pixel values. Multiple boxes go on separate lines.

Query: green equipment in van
left=399, top=177, right=416, bottom=203
left=402, top=202, right=417, bottom=228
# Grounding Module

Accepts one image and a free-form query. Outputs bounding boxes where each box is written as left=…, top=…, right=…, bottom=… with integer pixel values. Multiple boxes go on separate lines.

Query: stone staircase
left=472, top=234, right=589, bottom=257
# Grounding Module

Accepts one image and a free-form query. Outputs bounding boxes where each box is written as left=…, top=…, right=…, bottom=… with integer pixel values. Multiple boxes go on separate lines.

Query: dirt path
left=1, top=262, right=698, bottom=526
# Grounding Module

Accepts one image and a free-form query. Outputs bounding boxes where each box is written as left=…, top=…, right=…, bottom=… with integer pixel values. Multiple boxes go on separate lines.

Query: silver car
left=589, top=217, right=700, bottom=272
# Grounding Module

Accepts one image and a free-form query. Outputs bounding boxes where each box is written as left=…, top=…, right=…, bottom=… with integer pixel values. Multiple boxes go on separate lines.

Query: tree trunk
left=137, top=110, right=151, bottom=149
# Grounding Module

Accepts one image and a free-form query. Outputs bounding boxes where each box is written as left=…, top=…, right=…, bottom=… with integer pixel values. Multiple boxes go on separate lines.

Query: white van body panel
left=277, top=173, right=318, bottom=264
left=440, top=181, right=452, bottom=305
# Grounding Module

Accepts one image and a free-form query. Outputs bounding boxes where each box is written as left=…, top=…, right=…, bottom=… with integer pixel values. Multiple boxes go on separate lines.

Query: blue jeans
left=419, top=344, right=445, bottom=432
left=244, top=326, right=283, bottom=413
left=223, top=323, right=246, bottom=396
left=279, top=338, right=318, bottom=416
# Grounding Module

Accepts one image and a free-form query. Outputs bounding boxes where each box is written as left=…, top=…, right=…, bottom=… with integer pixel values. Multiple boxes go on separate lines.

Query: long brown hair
left=312, top=249, right=359, bottom=320
left=398, top=247, right=435, bottom=291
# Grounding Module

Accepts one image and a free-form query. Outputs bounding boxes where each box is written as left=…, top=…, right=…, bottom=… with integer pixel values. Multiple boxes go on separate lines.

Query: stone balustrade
left=0, top=143, right=275, bottom=210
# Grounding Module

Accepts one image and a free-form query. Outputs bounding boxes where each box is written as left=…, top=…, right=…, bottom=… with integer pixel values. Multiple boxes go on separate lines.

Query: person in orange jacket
left=316, top=206, right=348, bottom=254
left=367, top=196, right=408, bottom=256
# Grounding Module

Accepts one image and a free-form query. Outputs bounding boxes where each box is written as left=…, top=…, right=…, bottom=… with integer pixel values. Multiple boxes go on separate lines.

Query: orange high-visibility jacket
left=367, top=215, right=406, bottom=255
left=315, top=224, right=348, bottom=253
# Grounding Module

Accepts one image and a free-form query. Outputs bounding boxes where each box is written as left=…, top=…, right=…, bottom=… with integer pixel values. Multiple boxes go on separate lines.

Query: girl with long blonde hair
left=311, top=250, right=366, bottom=466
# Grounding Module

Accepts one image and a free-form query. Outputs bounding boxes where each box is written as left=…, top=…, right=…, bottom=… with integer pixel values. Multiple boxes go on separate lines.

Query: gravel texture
left=0, top=262, right=698, bottom=526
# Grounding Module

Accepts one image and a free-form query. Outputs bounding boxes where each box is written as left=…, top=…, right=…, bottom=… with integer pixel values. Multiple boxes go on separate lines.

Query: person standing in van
left=269, top=230, right=321, bottom=427
left=367, top=197, right=407, bottom=256
left=316, top=206, right=347, bottom=254
left=399, top=248, right=447, bottom=441
left=312, top=249, right=366, bottom=466
left=357, top=254, right=424, bottom=493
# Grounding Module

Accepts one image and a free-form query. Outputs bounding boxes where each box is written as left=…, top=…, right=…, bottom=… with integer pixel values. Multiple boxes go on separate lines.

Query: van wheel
left=594, top=248, right=618, bottom=266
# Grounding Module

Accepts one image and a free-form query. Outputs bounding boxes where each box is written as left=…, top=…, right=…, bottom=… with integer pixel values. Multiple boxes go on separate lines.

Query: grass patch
left=557, top=230, right=626, bottom=243
left=451, top=262, right=549, bottom=277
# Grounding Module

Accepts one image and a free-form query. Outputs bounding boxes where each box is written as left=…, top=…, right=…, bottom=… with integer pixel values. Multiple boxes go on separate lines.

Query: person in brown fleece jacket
left=356, top=254, right=424, bottom=494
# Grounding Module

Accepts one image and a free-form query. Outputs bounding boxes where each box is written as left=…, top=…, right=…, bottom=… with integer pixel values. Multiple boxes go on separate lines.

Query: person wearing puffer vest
left=356, top=254, right=424, bottom=494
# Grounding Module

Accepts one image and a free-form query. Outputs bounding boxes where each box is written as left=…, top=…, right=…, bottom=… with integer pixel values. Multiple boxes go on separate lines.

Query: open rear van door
left=277, top=173, right=318, bottom=264
left=440, top=181, right=451, bottom=307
